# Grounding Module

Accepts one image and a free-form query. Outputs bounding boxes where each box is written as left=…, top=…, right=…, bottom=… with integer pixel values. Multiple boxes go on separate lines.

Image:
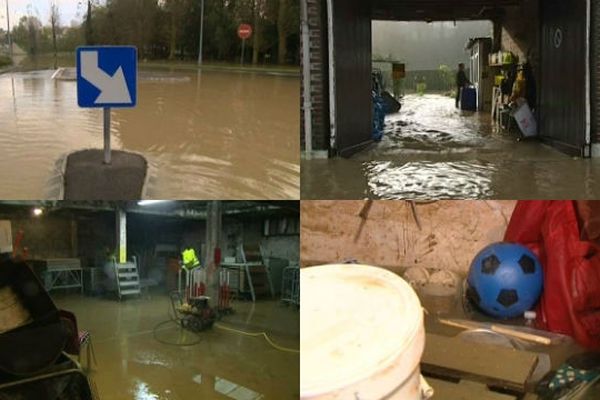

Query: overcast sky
left=373, top=21, right=492, bottom=70
left=1, top=0, right=87, bottom=28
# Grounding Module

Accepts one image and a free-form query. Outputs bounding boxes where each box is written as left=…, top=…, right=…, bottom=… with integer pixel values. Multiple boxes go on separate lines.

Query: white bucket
left=512, top=101, right=537, bottom=137
left=301, top=264, right=426, bottom=400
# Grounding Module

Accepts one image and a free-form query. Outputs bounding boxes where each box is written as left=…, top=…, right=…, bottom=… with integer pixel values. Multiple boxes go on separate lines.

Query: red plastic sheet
left=505, top=201, right=600, bottom=349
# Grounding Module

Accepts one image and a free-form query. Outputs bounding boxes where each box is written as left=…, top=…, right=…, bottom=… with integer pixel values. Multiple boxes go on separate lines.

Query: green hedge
left=0, top=55, right=12, bottom=68
left=373, top=62, right=469, bottom=93
left=404, top=69, right=464, bottom=92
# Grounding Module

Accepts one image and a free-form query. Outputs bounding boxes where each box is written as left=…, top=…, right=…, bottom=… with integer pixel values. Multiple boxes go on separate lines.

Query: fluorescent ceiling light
left=137, top=200, right=170, bottom=206
left=32, top=208, right=43, bottom=216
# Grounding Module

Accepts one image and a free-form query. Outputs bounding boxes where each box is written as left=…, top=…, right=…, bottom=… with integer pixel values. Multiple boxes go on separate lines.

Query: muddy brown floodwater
left=302, top=94, right=600, bottom=200
left=53, top=294, right=299, bottom=400
left=0, top=69, right=299, bottom=199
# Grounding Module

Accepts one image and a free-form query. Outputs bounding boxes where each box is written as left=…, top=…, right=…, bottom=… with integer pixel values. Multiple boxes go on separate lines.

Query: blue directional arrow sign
left=76, top=46, right=137, bottom=108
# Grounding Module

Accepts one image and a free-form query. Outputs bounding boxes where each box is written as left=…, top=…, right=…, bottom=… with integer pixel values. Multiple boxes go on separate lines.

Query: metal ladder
left=281, top=264, right=299, bottom=306
left=242, top=243, right=275, bottom=299
left=260, top=252, right=276, bottom=298
left=114, top=258, right=141, bottom=300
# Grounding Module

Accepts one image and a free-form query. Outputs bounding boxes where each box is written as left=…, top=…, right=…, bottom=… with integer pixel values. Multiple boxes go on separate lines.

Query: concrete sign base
left=63, top=149, right=148, bottom=200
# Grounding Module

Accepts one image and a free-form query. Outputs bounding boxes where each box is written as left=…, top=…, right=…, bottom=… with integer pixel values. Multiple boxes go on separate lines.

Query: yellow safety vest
left=182, top=248, right=200, bottom=270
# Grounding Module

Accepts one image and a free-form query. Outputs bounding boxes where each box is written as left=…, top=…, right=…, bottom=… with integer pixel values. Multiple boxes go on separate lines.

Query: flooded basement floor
left=0, top=69, right=299, bottom=199
left=302, top=94, right=600, bottom=199
left=53, top=294, right=299, bottom=399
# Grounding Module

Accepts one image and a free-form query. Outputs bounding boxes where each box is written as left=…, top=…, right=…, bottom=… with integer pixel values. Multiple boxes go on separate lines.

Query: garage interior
left=301, top=0, right=600, bottom=199
left=300, top=200, right=600, bottom=399
left=0, top=200, right=299, bottom=399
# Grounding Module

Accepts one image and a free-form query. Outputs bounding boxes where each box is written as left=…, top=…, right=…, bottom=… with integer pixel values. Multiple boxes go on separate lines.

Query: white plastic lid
left=301, top=264, right=424, bottom=398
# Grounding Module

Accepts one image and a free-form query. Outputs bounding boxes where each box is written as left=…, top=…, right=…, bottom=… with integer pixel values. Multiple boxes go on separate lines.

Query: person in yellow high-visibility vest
left=181, top=247, right=201, bottom=270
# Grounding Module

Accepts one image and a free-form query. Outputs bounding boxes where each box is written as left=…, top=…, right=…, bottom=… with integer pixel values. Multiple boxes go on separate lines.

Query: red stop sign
left=238, top=24, right=253, bottom=40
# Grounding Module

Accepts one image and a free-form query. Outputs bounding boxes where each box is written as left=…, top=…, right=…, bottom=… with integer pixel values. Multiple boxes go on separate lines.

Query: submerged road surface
left=302, top=94, right=600, bottom=199
left=0, top=70, right=299, bottom=199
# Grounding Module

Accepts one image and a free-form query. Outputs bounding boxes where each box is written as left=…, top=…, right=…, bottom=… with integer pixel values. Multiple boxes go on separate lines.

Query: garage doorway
left=326, top=0, right=591, bottom=158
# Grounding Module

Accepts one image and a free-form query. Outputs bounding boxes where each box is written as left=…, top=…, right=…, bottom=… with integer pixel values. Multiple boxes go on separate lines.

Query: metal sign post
left=241, top=38, right=246, bottom=66
left=6, top=0, right=13, bottom=58
left=76, top=46, right=137, bottom=166
left=197, top=0, right=204, bottom=65
left=237, top=24, right=253, bottom=67
left=103, top=107, right=111, bottom=164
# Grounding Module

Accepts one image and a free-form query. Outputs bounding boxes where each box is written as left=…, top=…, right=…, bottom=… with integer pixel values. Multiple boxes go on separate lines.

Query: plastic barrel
left=301, top=264, right=425, bottom=400
left=460, top=87, right=477, bottom=111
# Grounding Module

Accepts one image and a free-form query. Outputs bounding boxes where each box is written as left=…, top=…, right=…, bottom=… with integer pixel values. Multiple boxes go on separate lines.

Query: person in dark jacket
left=455, top=63, right=470, bottom=108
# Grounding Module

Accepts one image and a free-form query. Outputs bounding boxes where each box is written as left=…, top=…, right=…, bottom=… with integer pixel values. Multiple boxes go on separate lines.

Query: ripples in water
left=365, top=161, right=495, bottom=199
left=0, top=69, right=299, bottom=199
left=369, top=94, right=498, bottom=155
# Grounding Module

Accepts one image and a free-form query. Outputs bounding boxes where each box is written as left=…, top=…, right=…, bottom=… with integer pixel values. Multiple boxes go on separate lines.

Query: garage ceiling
left=371, top=0, right=522, bottom=21
left=0, top=201, right=299, bottom=220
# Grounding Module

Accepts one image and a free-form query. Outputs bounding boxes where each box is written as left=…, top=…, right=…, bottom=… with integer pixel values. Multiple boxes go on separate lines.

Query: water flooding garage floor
left=53, top=294, right=299, bottom=400
left=0, top=69, right=299, bottom=200
left=302, top=94, right=600, bottom=199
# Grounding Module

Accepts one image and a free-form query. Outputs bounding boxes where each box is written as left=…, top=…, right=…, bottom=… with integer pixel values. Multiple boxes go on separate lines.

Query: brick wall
left=301, top=0, right=330, bottom=153
left=7, top=216, right=76, bottom=259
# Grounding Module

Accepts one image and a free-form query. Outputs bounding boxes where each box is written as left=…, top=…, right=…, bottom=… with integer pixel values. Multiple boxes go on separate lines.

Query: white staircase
left=114, top=260, right=141, bottom=300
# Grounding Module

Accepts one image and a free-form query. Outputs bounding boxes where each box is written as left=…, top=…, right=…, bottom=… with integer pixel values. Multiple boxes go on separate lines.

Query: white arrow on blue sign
left=76, top=46, right=137, bottom=108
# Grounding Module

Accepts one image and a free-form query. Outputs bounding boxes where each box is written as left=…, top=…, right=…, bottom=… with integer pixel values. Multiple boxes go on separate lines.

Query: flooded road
left=302, top=94, right=600, bottom=199
left=0, top=69, right=299, bottom=199
left=54, top=294, right=299, bottom=399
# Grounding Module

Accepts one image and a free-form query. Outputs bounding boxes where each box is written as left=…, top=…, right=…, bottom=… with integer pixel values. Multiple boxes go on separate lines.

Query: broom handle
left=490, top=324, right=552, bottom=345
left=438, top=319, right=552, bottom=345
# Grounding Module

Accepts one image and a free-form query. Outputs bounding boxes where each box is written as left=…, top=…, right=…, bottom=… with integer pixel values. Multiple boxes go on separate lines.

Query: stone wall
left=301, top=200, right=517, bottom=273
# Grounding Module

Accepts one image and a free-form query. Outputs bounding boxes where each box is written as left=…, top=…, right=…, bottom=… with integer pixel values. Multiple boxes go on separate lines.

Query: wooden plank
left=427, top=378, right=518, bottom=400
left=422, top=333, right=539, bottom=393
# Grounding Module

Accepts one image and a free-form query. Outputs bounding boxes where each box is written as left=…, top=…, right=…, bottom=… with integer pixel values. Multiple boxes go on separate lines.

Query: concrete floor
left=53, top=294, right=299, bottom=400
left=302, top=94, right=600, bottom=200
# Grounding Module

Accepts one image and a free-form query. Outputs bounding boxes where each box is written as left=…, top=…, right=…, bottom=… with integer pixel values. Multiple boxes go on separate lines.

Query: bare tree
left=251, top=0, right=263, bottom=65
left=166, top=0, right=185, bottom=60
left=85, top=0, right=93, bottom=45
left=277, top=0, right=288, bottom=64
left=26, top=16, right=41, bottom=55
left=49, top=1, right=60, bottom=69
